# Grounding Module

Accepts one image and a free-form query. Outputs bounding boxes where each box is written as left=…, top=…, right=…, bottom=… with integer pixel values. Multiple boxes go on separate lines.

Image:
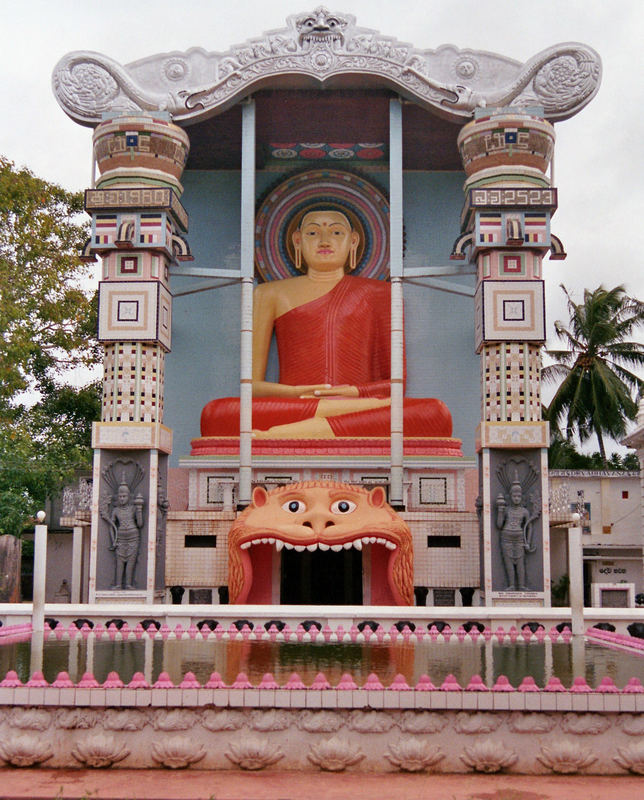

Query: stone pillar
left=70, top=525, right=84, bottom=604
left=568, top=515, right=584, bottom=634
left=457, top=109, right=557, bottom=607
left=32, top=514, right=48, bottom=633
left=86, top=113, right=190, bottom=603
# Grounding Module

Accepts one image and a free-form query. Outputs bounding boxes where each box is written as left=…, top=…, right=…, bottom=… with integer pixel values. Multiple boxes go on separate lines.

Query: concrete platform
left=0, top=769, right=642, bottom=800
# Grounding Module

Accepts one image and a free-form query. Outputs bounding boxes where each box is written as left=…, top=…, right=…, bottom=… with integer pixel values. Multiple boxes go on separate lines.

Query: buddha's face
left=293, top=210, right=359, bottom=273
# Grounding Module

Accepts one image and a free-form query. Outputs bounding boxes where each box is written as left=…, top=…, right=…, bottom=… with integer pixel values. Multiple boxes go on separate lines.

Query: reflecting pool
left=1, top=635, right=643, bottom=688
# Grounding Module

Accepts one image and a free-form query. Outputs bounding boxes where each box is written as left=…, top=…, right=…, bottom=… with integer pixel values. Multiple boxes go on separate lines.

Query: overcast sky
left=2, top=0, right=642, bottom=443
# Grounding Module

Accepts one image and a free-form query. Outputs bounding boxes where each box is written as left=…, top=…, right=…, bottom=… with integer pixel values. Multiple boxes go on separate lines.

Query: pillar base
left=92, top=422, right=172, bottom=453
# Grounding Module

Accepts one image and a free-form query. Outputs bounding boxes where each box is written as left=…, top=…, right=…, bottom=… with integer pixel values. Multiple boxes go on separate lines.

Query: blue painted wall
left=165, top=169, right=479, bottom=463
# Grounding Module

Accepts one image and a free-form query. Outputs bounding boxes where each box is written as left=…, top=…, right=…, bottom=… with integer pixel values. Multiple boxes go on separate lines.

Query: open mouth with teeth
left=228, top=481, right=414, bottom=605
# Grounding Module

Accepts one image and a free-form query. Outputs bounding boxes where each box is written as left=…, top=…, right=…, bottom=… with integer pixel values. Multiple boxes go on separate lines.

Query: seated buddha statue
left=200, top=208, right=452, bottom=439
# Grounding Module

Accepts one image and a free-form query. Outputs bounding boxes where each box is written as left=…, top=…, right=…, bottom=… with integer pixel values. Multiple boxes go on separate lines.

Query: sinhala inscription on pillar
left=52, top=7, right=601, bottom=126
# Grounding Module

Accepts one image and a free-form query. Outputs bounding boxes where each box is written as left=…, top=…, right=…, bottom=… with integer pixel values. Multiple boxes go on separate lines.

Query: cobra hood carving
left=52, top=7, right=601, bottom=127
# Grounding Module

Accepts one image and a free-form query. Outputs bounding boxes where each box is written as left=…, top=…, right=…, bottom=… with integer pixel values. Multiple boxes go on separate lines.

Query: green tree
left=0, top=381, right=101, bottom=538
left=548, top=429, right=640, bottom=471
left=543, top=284, right=644, bottom=465
left=0, top=157, right=97, bottom=405
left=0, top=157, right=99, bottom=536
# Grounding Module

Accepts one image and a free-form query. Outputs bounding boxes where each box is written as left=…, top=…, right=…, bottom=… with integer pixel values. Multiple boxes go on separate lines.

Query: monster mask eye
left=282, top=499, right=307, bottom=514
left=330, top=499, right=356, bottom=514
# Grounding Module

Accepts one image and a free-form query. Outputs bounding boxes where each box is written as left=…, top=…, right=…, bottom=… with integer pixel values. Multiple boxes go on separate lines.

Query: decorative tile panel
left=482, top=343, right=541, bottom=422
left=101, top=343, right=165, bottom=423
left=98, top=281, right=172, bottom=350
left=475, top=280, right=545, bottom=350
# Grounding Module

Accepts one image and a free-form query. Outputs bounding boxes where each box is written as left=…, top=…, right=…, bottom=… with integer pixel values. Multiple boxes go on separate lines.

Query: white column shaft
left=568, top=523, right=584, bottom=635
left=389, top=98, right=404, bottom=505
left=146, top=448, right=159, bottom=602
left=32, top=523, right=48, bottom=633
left=71, top=525, right=83, bottom=604
left=239, top=99, right=255, bottom=507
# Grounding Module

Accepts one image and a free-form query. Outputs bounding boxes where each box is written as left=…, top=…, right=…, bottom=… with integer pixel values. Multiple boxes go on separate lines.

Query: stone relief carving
left=100, top=459, right=145, bottom=591
left=102, top=708, right=147, bottom=731
left=71, top=734, right=130, bottom=768
left=397, top=710, right=448, bottom=734
left=250, top=709, right=291, bottom=731
left=150, top=709, right=195, bottom=731
left=460, top=739, right=518, bottom=773
left=537, top=739, right=597, bottom=774
left=454, top=711, right=502, bottom=734
left=224, top=735, right=283, bottom=770
left=201, top=708, right=245, bottom=731
left=307, top=736, right=365, bottom=771
left=561, top=712, right=611, bottom=736
left=151, top=736, right=206, bottom=769
left=494, top=458, right=541, bottom=592
left=508, top=712, right=557, bottom=734
left=52, top=7, right=601, bottom=126
left=616, top=713, right=644, bottom=736
left=347, top=710, right=395, bottom=733
left=8, top=708, right=51, bottom=731
left=384, top=738, right=444, bottom=772
left=296, top=710, right=345, bottom=733
left=55, top=708, right=98, bottom=729
left=614, top=742, right=644, bottom=775
left=156, top=477, right=169, bottom=566
left=0, top=734, right=53, bottom=767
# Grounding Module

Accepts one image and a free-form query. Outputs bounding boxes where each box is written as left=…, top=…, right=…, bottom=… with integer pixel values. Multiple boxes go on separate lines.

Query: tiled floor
left=0, top=769, right=642, bottom=800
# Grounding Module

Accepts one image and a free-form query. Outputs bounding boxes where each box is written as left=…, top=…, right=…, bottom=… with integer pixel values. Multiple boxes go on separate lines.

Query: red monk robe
left=200, top=275, right=451, bottom=437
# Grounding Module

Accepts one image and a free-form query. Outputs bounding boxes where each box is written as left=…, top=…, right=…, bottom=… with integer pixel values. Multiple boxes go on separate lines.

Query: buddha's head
left=292, top=209, right=359, bottom=274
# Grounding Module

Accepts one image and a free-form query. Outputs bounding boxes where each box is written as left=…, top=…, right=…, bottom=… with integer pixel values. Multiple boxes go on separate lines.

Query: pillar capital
left=92, top=112, right=190, bottom=194
left=458, top=108, right=555, bottom=185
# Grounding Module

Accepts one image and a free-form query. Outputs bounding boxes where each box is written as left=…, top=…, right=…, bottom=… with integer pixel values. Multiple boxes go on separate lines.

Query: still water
left=1, top=636, right=642, bottom=688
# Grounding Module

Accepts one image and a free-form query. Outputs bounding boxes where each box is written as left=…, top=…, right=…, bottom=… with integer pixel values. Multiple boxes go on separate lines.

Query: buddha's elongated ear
left=349, top=231, right=359, bottom=271
left=292, top=230, right=303, bottom=272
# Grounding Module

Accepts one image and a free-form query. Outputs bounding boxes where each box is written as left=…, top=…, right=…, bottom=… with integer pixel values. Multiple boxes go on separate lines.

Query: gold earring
left=349, top=246, right=357, bottom=271
left=295, top=244, right=302, bottom=272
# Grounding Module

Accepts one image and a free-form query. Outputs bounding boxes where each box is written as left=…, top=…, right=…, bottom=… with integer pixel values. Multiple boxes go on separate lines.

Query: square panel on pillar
left=103, top=251, right=171, bottom=286
left=475, top=280, right=545, bottom=351
left=98, top=280, right=172, bottom=350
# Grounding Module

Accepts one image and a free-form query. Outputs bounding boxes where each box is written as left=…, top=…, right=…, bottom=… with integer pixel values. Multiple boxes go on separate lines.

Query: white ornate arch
left=52, top=6, right=601, bottom=127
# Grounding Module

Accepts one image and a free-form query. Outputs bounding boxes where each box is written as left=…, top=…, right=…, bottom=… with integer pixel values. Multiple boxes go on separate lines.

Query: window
left=184, top=535, right=217, bottom=548
left=427, top=535, right=461, bottom=548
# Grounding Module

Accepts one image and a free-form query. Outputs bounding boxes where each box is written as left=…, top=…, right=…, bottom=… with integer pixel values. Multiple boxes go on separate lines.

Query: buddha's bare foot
left=252, top=417, right=335, bottom=439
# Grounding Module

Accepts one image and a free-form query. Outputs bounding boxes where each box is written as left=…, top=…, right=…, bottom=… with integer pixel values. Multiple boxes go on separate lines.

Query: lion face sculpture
left=228, top=481, right=413, bottom=605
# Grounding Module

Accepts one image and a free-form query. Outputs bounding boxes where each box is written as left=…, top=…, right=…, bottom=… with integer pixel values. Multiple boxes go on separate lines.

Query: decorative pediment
left=52, top=6, right=601, bottom=127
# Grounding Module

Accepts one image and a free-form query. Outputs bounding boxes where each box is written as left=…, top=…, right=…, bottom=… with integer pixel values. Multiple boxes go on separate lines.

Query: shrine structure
left=52, top=7, right=601, bottom=608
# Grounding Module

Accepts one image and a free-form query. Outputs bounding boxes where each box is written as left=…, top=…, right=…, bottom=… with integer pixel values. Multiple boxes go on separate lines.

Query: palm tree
left=543, top=284, right=644, bottom=465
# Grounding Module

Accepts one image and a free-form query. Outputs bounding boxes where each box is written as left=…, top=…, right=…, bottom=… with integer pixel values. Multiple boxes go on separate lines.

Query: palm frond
left=544, top=284, right=643, bottom=458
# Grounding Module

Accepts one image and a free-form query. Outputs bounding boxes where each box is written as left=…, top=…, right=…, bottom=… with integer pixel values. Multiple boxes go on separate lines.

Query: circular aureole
left=254, top=169, right=390, bottom=282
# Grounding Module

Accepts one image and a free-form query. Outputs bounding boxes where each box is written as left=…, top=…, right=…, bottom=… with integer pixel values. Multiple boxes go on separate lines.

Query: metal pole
left=389, top=98, right=404, bottom=507
left=239, top=99, right=256, bottom=507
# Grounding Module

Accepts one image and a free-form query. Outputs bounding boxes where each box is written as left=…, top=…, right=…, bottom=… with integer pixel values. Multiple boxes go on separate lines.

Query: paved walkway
left=0, top=769, right=642, bottom=800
